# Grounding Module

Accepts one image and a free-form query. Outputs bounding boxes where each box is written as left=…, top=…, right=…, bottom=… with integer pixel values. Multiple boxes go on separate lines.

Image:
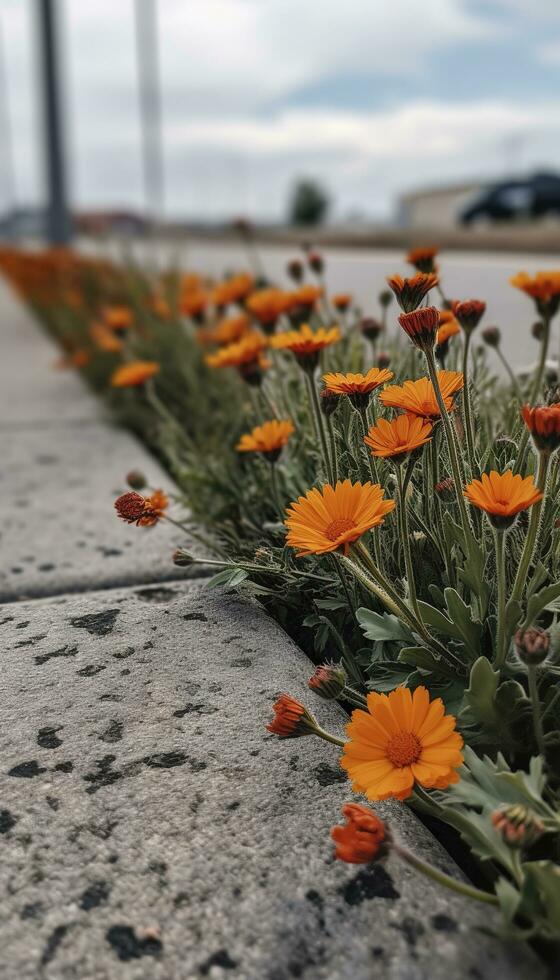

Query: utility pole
left=134, top=0, right=165, bottom=228
left=38, top=0, right=70, bottom=244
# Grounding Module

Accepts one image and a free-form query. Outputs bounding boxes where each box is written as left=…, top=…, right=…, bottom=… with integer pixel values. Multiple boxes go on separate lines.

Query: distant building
left=397, top=180, right=487, bottom=229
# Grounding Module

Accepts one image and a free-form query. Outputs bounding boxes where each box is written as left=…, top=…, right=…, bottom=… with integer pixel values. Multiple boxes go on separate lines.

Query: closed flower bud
left=114, top=491, right=147, bottom=524
left=173, top=548, right=195, bottom=566
left=308, top=663, right=346, bottom=699
left=266, top=694, right=319, bottom=738
left=491, top=805, right=545, bottom=848
left=515, top=627, right=550, bottom=665
left=532, top=320, right=545, bottom=341
left=435, top=477, right=455, bottom=501
left=481, top=326, right=501, bottom=348
left=332, top=803, right=388, bottom=864
left=377, top=351, right=391, bottom=369
left=287, top=259, right=304, bottom=283
left=378, top=289, right=393, bottom=309
left=126, top=469, right=147, bottom=491
left=398, top=306, right=439, bottom=352
left=320, top=388, right=340, bottom=417
left=307, top=251, right=324, bottom=275
left=452, top=299, right=486, bottom=333
left=387, top=273, right=438, bottom=313
left=361, top=317, right=383, bottom=341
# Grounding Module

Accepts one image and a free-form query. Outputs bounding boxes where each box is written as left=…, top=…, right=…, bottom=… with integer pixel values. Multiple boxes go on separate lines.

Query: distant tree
left=288, top=178, right=330, bottom=226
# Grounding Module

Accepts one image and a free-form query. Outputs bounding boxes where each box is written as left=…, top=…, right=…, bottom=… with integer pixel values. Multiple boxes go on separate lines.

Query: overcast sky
left=2, top=0, right=560, bottom=222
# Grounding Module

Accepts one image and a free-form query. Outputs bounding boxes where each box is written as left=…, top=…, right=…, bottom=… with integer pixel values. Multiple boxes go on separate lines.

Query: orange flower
left=114, top=489, right=168, bottom=527
left=332, top=292, right=352, bottom=312
left=341, top=686, right=463, bottom=802
left=205, top=331, right=267, bottom=367
left=398, top=305, right=439, bottom=351
left=180, top=289, right=208, bottom=320
left=290, top=283, right=323, bottom=312
left=380, top=371, right=463, bottom=418
left=266, top=694, right=318, bottom=738
left=151, top=295, right=171, bottom=319
left=521, top=403, right=560, bottom=453
left=210, top=272, right=254, bottom=308
left=464, top=470, right=543, bottom=528
left=510, top=270, right=560, bottom=316
left=406, top=245, right=439, bottom=274
left=452, top=299, right=486, bottom=333
left=322, top=367, right=393, bottom=408
left=246, top=288, right=292, bottom=330
left=436, top=310, right=460, bottom=346
left=284, top=480, right=395, bottom=557
left=110, top=361, right=160, bottom=387
left=387, top=273, right=438, bottom=313
left=90, top=322, right=124, bottom=353
left=271, top=323, right=340, bottom=369
left=103, top=305, right=133, bottom=331
left=236, top=419, right=294, bottom=461
left=197, top=313, right=250, bottom=347
left=331, top=803, right=387, bottom=864
left=364, top=414, right=433, bottom=463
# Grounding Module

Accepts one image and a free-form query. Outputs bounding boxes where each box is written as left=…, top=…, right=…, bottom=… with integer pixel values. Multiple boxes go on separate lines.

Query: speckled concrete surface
left=0, top=583, right=541, bottom=980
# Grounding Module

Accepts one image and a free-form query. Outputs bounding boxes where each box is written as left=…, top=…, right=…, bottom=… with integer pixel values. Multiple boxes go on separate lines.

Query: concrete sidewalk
left=0, top=277, right=542, bottom=978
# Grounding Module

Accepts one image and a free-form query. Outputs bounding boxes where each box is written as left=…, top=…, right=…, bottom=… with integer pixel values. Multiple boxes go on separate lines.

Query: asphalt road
left=101, top=237, right=560, bottom=374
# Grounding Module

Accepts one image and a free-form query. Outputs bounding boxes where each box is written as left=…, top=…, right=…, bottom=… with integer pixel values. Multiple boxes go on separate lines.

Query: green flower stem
left=305, top=370, right=334, bottom=483
left=527, top=665, right=546, bottom=757
left=313, top=727, right=346, bottom=748
left=530, top=312, right=551, bottom=403
left=396, top=464, right=421, bottom=620
left=340, top=553, right=413, bottom=624
left=511, top=451, right=551, bottom=607
left=357, top=405, right=380, bottom=484
left=145, top=379, right=193, bottom=452
left=393, top=844, right=498, bottom=906
left=493, top=527, right=508, bottom=670
left=270, top=463, right=283, bottom=516
left=496, top=345, right=524, bottom=402
left=326, top=414, right=339, bottom=484
left=424, top=349, right=473, bottom=543
left=461, top=331, right=477, bottom=475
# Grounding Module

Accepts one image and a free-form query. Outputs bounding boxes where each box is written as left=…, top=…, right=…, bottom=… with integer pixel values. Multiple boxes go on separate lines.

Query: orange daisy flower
left=284, top=480, right=395, bottom=557
left=197, top=313, right=250, bottom=347
left=341, top=686, right=463, bottom=801
left=332, top=292, right=352, bottom=312
left=364, top=414, right=433, bottom=464
left=380, top=371, right=463, bottom=418
left=386, top=273, right=438, bottom=313
left=521, top=403, right=560, bottom=453
left=436, top=310, right=460, bottom=346
left=236, top=419, right=294, bottom=461
left=103, top=305, right=133, bottom=331
left=210, top=272, right=254, bottom=308
left=246, top=288, right=292, bottom=331
left=271, top=323, right=341, bottom=369
left=266, top=694, right=318, bottom=738
left=510, top=270, right=560, bottom=316
left=464, top=470, right=543, bottom=528
left=90, top=322, right=124, bottom=353
left=180, top=289, right=208, bottom=321
left=322, top=368, right=393, bottom=408
left=289, top=283, right=323, bottom=313
left=331, top=804, right=386, bottom=864
left=398, top=305, right=439, bottom=351
left=205, top=332, right=269, bottom=385
left=110, top=361, right=160, bottom=387
left=406, top=245, right=439, bottom=274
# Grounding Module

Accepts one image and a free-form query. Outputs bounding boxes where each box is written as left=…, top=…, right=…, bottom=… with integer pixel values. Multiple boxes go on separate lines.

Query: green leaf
left=524, top=580, right=560, bottom=628
left=398, top=646, right=459, bottom=680
left=443, top=587, right=482, bottom=660
left=417, top=601, right=463, bottom=642
left=521, top=862, right=560, bottom=930
left=207, top=567, right=249, bottom=589
left=495, top=877, right=521, bottom=925
left=504, top=598, right=523, bottom=638
left=356, top=608, right=413, bottom=643
left=461, top=657, right=500, bottom=728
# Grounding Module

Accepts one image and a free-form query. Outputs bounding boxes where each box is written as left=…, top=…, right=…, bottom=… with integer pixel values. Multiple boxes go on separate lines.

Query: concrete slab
left=0, top=278, right=100, bottom=426
left=0, top=421, right=200, bottom=602
left=0, top=582, right=541, bottom=980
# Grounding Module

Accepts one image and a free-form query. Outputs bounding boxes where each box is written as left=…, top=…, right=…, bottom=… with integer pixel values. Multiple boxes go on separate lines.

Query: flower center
left=386, top=731, right=421, bottom=767
left=325, top=517, right=356, bottom=541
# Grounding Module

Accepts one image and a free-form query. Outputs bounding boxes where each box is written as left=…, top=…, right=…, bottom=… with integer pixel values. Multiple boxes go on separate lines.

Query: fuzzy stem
left=396, top=464, right=421, bottom=619
left=326, top=413, right=339, bottom=484
left=493, top=528, right=508, bottom=670
left=313, top=726, right=346, bottom=748
left=511, top=451, right=551, bottom=606
left=461, top=331, right=477, bottom=475
left=305, top=370, right=334, bottom=483
left=530, top=312, right=551, bottom=403
left=393, top=845, right=498, bottom=906
left=527, top=665, right=546, bottom=757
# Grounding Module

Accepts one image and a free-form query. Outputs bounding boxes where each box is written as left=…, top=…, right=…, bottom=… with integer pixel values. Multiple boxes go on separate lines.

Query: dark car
left=461, top=172, right=560, bottom=225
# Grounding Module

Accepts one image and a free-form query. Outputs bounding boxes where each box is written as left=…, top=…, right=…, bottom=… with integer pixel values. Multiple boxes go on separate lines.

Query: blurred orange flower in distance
left=322, top=367, right=394, bottom=397
left=55, top=349, right=91, bottom=370
left=380, top=371, right=463, bottom=418
left=364, top=414, right=433, bottom=462
left=180, top=289, right=208, bottom=320
left=103, top=305, right=133, bottom=331
left=205, top=331, right=268, bottom=369
left=90, top=322, right=124, bottom=353
left=110, top=361, right=160, bottom=387
left=331, top=803, right=386, bottom=864
left=341, top=686, right=463, bottom=801
left=246, top=288, right=292, bottom=329
left=331, top=292, right=352, bottom=312
left=271, top=323, right=341, bottom=365
left=464, top=470, right=543, bottom=527
left=406, top=245, right=439, bottom=274
left=236, top=419, right=294, bottom=461
left=437, top=309, right=460, bottom=346
left=197, top=313, right=250, bottom=347
left=210, top=272, right=254, bottom=308
left=510, top=270, right=560, bottom=308
left=289, top=283, right=323, bottom=312
left=284, top=480, right=395, bottom=557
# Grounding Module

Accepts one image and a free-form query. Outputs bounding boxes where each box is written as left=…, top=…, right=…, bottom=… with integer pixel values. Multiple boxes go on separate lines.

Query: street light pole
left=134, top=0, right=165, bottom=229
left=38, top=0, right=71, bottom=244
